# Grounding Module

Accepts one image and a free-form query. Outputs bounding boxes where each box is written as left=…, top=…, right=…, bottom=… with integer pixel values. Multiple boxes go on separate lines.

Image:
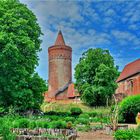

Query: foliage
left=36, top=121, right=49, bottom=128
left=79, top=113, right=89, bottom=119
left=29, top=121, right=36, bottom=129
left=0, top=106, right=5, bottom=115
left=70, top=107, right=82, bottom=116
left=114, top=129, right=140, bottom=140
left=75, top=48, right=119, bottom=106
left=49, top=120, right=67, bottom=129
left=64, top=117, right=75, bottom=122
left=77, top=125, right=91, bottom=132
left=44, top=111, right=70, bottom=117
left=87, top=111, right=97, bottom=117
left=17, top=118, right=30, bottom=128
left=92, top=124, right=103, bottom=130
left=0, top=117, right=16, bottom=140
left=76, top=118, right=89, bottom=125
left=0, top=0, right=47, bottom=111
left=119, top=95, right=140, bottom=123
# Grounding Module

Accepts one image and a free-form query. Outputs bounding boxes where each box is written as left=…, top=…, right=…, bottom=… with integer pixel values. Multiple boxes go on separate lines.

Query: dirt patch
left=77, top=130, right=113, bottom=140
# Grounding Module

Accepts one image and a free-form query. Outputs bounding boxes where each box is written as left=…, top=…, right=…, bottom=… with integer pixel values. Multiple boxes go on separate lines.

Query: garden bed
left=105, top=124, right=128, bottom=135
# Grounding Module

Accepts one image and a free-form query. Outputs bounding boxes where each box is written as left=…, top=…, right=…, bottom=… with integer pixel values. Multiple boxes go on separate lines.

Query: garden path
left=77, top=130, right=113, bottom=140
left=77, top=124, right=137, bottom=140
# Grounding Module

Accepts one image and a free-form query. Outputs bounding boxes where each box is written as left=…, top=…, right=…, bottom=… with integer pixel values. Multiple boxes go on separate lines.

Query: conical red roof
left=55, top=30, right=65, bottom=46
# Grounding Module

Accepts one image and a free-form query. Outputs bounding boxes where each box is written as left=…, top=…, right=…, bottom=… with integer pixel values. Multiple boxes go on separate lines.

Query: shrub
left=0, top=118, right=16, bottom=140
left=114, top=129, right=140, bottom=140
left=64, top=117, right=75, bottom=122
left=76, top=118, right=89, bottom=125
left=90, top=117, right=101, bottom=122
left=87, top=111, right=97, bottom=117
left=49, top=115, right=59, bottom=121
left=79, top=113, right=89, bottom=119
left=44, top=111, right=70, bottom=117
left=29, top=121, right=36, bottom=129
left=36, top=121, right=44, bottom=128
left=70, top=107, right=82, bottom=116
left=119, top=95, right=140, bottom=123
left=77, top=125, right=91, bottom=132
left=18, top=118, right=30, bottom=128
left=12, top=120, right=19, bottom=128
left=43, top=122, right=49, bottom=128
left=49, top=120, right=67, bottom=129
left=114, top=129, right=134, bottom=140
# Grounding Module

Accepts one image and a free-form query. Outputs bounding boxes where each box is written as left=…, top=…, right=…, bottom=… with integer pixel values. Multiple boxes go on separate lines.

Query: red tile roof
left=117, top=59, right=140, bottom=82
left=55, top=30, right=65, bottom=46
left=67, top=83, right=80, bottom=98
left=67, top=83, right=75, bottom=98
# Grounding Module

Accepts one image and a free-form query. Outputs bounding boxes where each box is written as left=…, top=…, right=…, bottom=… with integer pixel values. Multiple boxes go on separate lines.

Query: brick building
left=45, top=31, right=79, bottom=102
left=115, top=59, right=140, bottom=97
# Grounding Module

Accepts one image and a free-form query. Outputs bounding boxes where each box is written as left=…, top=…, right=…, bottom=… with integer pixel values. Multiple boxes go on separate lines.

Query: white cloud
left=19, top=0, right=140, bottom=80
left=111, top=30, right=140, bottom=47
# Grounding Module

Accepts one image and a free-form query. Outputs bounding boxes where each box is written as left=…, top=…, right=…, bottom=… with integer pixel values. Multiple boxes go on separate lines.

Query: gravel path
left=77, top=130, right=113, bottom=140
left=76, top=124, right=137, bottom=140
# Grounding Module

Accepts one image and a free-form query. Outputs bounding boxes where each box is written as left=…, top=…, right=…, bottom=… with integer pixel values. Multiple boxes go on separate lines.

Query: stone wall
left=12, top=128, right=77, bottom=140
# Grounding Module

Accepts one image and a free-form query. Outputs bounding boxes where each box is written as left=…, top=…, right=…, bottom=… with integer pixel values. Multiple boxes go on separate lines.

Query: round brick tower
left=47, top=31, right=72, bottom=100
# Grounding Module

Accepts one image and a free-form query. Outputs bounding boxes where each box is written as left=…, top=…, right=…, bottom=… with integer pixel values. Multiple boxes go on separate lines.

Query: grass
left=41, top=102, right=110, bottom=115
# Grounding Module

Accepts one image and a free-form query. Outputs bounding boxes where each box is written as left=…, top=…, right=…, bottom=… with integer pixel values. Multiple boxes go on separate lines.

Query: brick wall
left=47, top=46, right=72, bottom=99
left=115, top=74, right=140, bottom=95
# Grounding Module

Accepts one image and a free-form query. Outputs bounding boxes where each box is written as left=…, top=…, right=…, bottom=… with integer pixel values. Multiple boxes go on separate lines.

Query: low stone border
left=11, top=128, right=77, bottom=140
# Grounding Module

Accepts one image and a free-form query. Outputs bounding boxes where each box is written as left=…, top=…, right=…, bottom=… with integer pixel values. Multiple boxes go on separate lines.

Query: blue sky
left=20, top=0, right=140, bottom=81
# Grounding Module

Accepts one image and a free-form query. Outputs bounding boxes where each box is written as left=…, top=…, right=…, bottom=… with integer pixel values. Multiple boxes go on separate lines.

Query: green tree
left=0, top=0, right=47, bottom=111
left=75, top=48, right=119, bottom=106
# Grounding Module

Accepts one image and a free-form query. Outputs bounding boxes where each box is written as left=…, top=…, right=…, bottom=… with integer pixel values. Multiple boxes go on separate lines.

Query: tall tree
left=0, top=0, right=47, bottom=111
left=75, top=48, right=119, bottom=106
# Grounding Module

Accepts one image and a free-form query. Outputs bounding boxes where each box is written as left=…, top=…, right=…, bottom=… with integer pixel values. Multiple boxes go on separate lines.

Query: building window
left=129, top=80, right=133, bottom=95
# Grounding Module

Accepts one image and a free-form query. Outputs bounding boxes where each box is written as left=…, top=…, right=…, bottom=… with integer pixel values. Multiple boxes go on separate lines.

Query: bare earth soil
left=77, top=130, right=113, bottom=140
left=77, top=124, right=137, bottom=140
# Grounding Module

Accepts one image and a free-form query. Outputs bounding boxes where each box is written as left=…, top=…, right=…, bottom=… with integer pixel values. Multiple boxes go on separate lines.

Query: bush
left=0, top=118, right=16, bottom=140
left=114, top=129, right=140, bottom=140
left=77, top=125, right=91, bottom=132
left=18, top=118, right=30, bottom=128
left=29, top=121, right=36, bottom=129
left=76, top=118, right=89, bottom=125
left=79, top=113, right=89, bottom=119
left=44, top=111, right=70, bottom=117
left=49, top=120, right=67, bottom=129
left=90, top=117, right=101, bottom=122
left=119, top=95, right=140, bottom=123
left=36, top=121, right=44, bottom=128
left=12, top=120, right=19, bottom=128
left=49, top=115, right=59, bottom=121
left=87, top=111, right=97, bottom=117
left=70, top=107, right=82, bottom=116
left=64, top=117, right=75, bottom=122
